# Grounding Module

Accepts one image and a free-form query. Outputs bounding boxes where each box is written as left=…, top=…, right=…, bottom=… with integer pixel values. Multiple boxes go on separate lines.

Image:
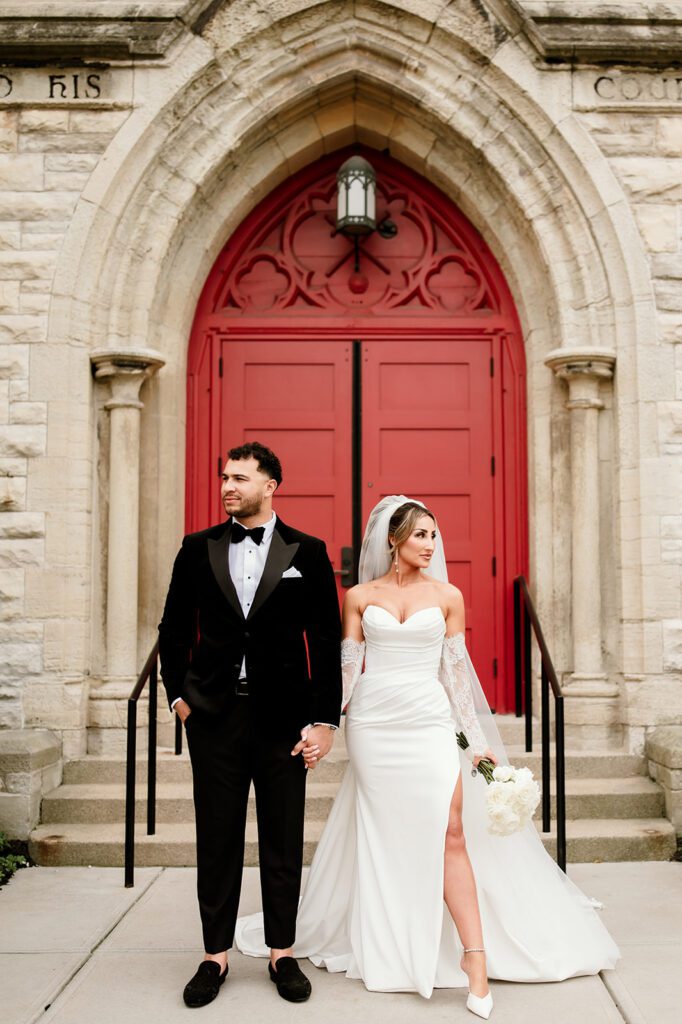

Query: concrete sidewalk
left=2, top=863, right=680, bottom=1024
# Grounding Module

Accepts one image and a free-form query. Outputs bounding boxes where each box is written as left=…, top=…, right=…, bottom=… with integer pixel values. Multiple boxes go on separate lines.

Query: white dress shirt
left=229, top=511, right=278, bottom=678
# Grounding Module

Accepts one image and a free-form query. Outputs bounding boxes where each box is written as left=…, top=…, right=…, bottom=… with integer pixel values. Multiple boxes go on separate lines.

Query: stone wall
left=0, top=1, right=679, bottom=766
left=575, top=77, right=682, bottom=749
left=0, top=96, right=133, bottom=753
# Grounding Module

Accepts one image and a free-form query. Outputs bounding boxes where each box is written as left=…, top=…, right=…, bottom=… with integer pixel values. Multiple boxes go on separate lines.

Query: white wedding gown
left=235, top=605, right=620, bottom=997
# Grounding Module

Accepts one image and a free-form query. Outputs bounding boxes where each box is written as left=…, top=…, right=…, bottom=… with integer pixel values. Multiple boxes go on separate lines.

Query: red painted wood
left=186, top=147, right=528, bottom=711
left=190, top=148, right=514, bottom=326
left=219, top=338, right=353, bottom=604
left=362, top=339, right=497, bottom=703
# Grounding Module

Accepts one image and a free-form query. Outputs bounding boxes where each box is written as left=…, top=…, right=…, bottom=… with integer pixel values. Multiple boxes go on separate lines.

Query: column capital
left=545, top=348, right=616, bottom=410
left=91, top=349, right=165, bottom=410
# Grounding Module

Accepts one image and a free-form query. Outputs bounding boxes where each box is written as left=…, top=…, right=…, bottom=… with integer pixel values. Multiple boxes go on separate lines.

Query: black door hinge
left=218, top=356, right=223, bottom=377
left=490, top=356, right=494, bottom=377
left=218, top=456, right=223, bottom=477
left=493, top=657, right=498, bottom=678
left=492, top=555, right=496, bottom=576
left=491, top=455, right=495, bottom=476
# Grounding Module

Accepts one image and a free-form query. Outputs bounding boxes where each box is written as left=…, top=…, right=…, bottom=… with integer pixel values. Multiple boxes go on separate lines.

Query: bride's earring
left=389, top=541, right=398, bottom=575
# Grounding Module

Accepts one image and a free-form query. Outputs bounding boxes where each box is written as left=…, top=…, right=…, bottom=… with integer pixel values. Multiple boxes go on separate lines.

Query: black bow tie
left=230, top=523, right=265, bottom=546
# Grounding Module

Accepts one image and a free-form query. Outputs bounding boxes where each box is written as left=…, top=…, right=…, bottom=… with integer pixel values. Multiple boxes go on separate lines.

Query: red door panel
left=220, top=338, right=353, bottom=603
left=362, top=339, right=496, bottom=703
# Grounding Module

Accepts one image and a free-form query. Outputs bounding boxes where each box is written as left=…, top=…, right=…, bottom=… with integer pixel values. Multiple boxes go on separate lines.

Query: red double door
left=220, top=335, right=501, bottom=706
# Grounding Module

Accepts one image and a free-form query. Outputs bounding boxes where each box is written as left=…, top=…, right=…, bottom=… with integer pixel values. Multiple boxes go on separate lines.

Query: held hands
left=291, top=725, right=334, bottom=770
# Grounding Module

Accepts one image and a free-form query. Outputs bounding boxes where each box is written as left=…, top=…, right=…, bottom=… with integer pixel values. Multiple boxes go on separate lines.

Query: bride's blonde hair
left=388, top=501, right=436, bottom=555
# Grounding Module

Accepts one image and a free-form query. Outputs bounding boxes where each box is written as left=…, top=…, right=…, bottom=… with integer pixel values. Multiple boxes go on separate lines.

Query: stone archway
left=41, top=1, right=656, bottom=750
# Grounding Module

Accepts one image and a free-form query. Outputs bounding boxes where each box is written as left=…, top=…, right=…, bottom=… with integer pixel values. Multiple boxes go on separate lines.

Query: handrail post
left=175, top=711, right=182, bottom=755
left=511, top=576, right=566, bottom=871
left=124, top=698, right=137, bottom=888
left=541, top=663, right=550, bottom=833
left=124, top=639, right=160, bottom=888
left=513, top=578, right=522, bottom=718
left=147, top=657, right=157, bottom=836
left=555, top=695, right=567, bottom=871
left=524, top=592, right=532, bottom=753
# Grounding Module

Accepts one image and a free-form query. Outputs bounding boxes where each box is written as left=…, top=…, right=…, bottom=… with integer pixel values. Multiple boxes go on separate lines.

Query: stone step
left=537, top=818, right=676, bottom=863
left=61, top=745, right=646, bottom=785
left=505, top=746, right=648, bottom=778
left=41, top=782, right=339, bottom=825
left=530, top=776, right=664, bottom=820
left=62, top=748, right=349, bottom=784
left=28, top=815, right=676, bottom=868
left=40, top=774, right=665, bottom=825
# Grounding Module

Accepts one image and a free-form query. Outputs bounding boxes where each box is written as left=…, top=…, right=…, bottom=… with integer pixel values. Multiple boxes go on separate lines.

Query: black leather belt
left=235, top=678, right=249, bottom=697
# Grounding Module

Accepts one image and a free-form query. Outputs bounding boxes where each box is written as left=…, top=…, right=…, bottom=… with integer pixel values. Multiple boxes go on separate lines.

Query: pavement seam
left=599, top=970, right=647, bottom=1024
left=27, top=867, right=164, bottom=1024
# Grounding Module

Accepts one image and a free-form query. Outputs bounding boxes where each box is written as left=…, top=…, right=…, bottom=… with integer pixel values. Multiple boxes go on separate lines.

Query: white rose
left=511, top=779, right=541, bottom=819
left=486, top=782, right=524, bottom=835
left=513, top=766, right=533, bottom=784
left=492, top=765, right=514, bottom=783
left=486, top=781, right=508, bottom=807
left=487, top=802, right=521, bottom=836
left=514, top=777, right=540, bottom=806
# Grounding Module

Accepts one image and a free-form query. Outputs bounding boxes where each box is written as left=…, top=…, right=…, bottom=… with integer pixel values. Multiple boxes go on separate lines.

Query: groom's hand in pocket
left=174, top=699, right=192, bottom=725
left=291, top=724, right=334, bottom=769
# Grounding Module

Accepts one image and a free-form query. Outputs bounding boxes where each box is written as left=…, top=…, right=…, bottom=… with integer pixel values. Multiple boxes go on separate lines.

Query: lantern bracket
left=377, top=218, right=397, bottom=239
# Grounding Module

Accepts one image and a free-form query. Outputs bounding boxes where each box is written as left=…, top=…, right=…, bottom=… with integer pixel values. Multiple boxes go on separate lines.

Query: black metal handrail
left=513, top=575, right=566, bottom=871
left=124, top=641, right=183, bottom=887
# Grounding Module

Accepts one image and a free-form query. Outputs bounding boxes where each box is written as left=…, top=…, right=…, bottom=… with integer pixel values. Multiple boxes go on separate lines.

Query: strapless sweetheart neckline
left=362, top=604, right=444, bottom=627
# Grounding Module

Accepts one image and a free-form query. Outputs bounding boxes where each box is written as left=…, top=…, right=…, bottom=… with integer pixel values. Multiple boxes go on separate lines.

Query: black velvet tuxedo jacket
left=158, top=517, right=342, bottom=731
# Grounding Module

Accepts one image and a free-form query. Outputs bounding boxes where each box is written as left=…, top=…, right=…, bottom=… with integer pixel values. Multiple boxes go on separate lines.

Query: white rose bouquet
left=457, top=732, right=541, bottom=836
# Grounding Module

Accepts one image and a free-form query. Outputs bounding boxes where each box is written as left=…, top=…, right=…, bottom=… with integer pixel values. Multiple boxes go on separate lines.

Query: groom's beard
left=224, top=494, right=265, bottom=519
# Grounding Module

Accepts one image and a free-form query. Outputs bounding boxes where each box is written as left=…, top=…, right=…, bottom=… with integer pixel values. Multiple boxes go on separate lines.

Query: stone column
left=545, top=348, right=621, bottom=748
left=91, top=350, right=165, bottom=682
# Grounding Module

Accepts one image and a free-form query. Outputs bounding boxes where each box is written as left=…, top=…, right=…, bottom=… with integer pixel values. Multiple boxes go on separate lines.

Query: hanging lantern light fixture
left=336, top=155, right=377, bottom=236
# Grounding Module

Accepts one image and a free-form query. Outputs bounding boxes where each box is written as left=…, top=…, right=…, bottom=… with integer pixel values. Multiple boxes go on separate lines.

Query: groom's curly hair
left=227, top=441, right=283, bottom=488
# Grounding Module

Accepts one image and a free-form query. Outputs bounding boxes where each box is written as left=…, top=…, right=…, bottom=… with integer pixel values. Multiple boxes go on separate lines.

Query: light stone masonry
left=647, top=726, right=682, bottom=835
left=0, top=729, right=61, bottom=838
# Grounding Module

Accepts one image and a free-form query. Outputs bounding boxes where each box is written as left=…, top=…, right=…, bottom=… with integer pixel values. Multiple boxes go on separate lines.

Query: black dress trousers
left=185, top=698, right=307, bottom=953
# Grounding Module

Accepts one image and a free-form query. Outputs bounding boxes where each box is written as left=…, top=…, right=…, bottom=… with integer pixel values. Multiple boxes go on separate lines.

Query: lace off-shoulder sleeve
left=341, top=637, right=365, bottom=711
left=438, top=633, right=488, bottom=756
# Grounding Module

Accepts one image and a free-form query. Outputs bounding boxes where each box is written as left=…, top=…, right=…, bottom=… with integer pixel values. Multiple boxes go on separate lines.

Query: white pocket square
left=282, top=566, right=303, bottom=579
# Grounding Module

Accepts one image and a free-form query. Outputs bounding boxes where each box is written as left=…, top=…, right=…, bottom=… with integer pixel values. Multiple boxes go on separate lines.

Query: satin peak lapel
left=247, top=528, right=300, bottom=620
left=207, top=524, right=244, bottom=620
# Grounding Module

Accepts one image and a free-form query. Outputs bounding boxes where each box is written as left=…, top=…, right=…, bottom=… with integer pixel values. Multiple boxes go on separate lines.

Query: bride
left=236, top=496, right=620, bottom=1017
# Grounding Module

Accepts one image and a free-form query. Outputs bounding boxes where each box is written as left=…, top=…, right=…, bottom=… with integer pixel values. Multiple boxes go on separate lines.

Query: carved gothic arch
left=50, top=8, right=653, bottom=362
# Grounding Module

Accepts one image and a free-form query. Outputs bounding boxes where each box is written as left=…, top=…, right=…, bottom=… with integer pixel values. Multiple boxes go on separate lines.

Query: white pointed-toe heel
left=461, top=948, right=493, bottom=1020
left=466, top=990, right=493, bottom=1020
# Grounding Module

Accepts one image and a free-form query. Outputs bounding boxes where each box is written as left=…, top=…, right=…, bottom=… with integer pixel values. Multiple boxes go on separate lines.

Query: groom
left=158, top=441, right=342, bottom=1007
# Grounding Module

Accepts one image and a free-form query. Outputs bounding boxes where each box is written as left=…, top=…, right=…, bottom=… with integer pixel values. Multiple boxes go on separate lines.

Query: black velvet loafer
left=268, top=956, right=312, bottom=1002
left=182, top=960, right=228, bottom=1008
